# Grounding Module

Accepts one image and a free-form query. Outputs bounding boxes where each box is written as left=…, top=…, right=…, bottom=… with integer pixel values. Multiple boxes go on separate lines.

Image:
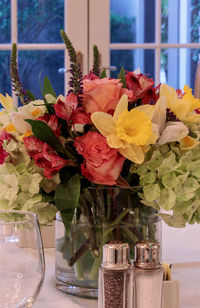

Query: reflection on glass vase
left=55, top=187, right=161, bottom=299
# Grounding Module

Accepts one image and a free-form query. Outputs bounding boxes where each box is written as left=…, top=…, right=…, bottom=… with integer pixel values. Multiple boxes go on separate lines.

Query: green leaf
left=55, top=174, right=81, bottom=211
left=161, top=172, right=177, bottom=189
left=43, top=76, right=57, bottom=98
left=25, top=119, right=66, bottom=154
left=143, top=184, right=161, bottom=202
left=140, top=171, right=156, bottom=185
left=117, top=67, right=126, bottom=88
left=158, top=188, right=176, bottom=211
left=39, top=73, right=55, bottom=114
left=26, top=90, right=36, bottom=101
left=100, top=68, right=107, bottom=78
left=60, top=209, right=75, bottom=232
left=159, top=213, right=186, bottom=228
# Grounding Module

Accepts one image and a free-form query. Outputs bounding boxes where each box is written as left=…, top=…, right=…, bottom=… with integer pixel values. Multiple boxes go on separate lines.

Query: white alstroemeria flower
left=152, top=96, right=189, bottom=145
left=11, top=99, right=44, bottom=134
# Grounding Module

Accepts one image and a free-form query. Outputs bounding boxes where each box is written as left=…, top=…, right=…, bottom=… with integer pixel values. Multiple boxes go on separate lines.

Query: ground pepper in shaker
left=134, top=241, right=163, bottom=308
left=98, top=242, right=133, bottom=308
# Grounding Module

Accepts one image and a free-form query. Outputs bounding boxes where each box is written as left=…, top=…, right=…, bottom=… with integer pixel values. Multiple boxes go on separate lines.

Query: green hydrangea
left=132, top=143, right=200, bottom=227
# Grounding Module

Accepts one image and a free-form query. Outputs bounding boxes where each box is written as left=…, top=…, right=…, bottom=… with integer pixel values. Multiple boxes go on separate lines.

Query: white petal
left=152, top=97, right=167, bottom=134
left=157, top=121, right=189, bottom=145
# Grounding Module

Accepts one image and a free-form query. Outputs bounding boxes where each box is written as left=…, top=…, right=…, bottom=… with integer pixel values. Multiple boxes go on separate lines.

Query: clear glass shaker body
left=134, top=266, right=163, bottom=308
left=98, top=265, right=133, bottom=308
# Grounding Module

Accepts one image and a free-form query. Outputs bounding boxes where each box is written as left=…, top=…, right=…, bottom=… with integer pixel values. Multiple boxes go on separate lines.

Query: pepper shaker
left=134, top=241, right=163, bottom=308
left=98, top=242, right=133, bottom=308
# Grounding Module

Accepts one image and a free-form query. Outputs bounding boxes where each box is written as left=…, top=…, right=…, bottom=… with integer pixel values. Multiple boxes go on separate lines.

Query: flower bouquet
left=1, top=29, right=200, bottom=297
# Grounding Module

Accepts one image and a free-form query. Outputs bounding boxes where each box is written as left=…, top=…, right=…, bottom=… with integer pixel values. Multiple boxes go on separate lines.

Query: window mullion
left=155, top=0, right=161, bottom=84
left=11, top=0, right=18, bottom=105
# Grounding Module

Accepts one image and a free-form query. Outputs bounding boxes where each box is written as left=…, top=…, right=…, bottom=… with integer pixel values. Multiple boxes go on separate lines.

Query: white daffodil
left=151, top=96, right=189, bottom=145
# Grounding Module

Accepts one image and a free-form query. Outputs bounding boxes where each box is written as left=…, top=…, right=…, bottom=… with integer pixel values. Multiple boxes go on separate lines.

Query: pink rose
left=83, top=78, right=123, bottom=114
left=74, top=131, right=125, bottom=185
left=24, top=136, right=69, bottom=179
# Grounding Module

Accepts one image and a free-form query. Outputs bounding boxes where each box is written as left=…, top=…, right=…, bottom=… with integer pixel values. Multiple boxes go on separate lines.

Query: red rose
left=74, top=131, right=125, bottom=185
left=24, top=136, right=69, bottom=179
left=141, top=84, right=160, bottom=105
left=125, top=72, right=155, bottom=101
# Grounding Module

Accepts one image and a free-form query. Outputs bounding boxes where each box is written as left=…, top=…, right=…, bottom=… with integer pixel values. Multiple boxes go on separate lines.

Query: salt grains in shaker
left=134, top=241, right=163, bottom=308
left=98, top=242, right=133, bottom=308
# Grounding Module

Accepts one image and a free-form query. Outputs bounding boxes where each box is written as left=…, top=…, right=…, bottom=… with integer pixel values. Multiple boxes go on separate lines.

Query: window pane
left=18, top=50, right=64, bottom=99
left=162, top=0, right=200, bottom=43
left=110, top=0, right=155, bottom=43
left=18, top=0, right=64, bottom=43
left=0, top=0, right=11, bottom=43
left=160, top=48, right=198, bottom=90
left=110, top=49, right=155, bottom=79
left=0, top=51, right=12, bottom=96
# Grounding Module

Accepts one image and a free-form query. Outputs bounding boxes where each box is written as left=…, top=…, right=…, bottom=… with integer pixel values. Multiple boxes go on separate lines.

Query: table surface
left=34, top=222, right=200, bottom=308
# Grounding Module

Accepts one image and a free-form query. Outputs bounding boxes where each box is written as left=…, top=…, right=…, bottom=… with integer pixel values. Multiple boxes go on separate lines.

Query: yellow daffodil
left=0, top=93, right=15, bottom=111
left=91, top=94, right=157, bottom=164
left=160, top=84, right=200, bottom=123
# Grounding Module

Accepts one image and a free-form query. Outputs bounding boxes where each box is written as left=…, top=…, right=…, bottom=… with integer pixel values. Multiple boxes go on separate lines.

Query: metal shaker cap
left=102, top=241, right=131, bottom=268
left=135, top=241, right=161, bottom=269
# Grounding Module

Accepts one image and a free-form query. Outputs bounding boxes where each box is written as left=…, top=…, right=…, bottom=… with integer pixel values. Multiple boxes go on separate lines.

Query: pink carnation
left=74, top=131, right=125, bottom=185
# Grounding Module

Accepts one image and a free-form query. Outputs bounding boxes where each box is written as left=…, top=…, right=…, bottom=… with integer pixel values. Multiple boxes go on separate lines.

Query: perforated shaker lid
left=135, top=241, right=162, bottom=269
left=102, top=241, right=131, bottom=268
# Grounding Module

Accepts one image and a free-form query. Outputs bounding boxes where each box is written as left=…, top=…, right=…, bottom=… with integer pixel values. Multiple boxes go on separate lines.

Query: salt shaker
left=134, top=241, right=163, bottom=308
left=98, top=242, right=133, bottom=308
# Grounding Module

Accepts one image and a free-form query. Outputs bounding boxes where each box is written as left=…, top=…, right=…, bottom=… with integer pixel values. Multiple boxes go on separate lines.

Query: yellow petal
left=91, top=112, right=115, bottom=137
left=31, top=108, right=42, bottom=118
left=160, top=84, right=177, bottom=109
left=18, top=131, right=33, bottom=141
left=119, top=144, right=145, bottom=164
left=171, top=99, right=191, bottom=120
left=4, top=123, right=16, bottom=133
left=182, top=85, right=200, bottom=111
left=107, top=134, right=126, bottom=148
left=183, top=113, right=200, bottom=123
left=179, top=136, right=199, bottom=150
left=113, top=94, right=128, bottom=122
left=0, top=93, right=13, bottom=110
left=135, top=104, right=155, bottom=120
left=116, top=109, right=153, bottom=145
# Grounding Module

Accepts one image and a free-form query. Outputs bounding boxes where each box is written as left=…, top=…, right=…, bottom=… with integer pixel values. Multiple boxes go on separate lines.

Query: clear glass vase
left=55, top=187, right=161, bottom=299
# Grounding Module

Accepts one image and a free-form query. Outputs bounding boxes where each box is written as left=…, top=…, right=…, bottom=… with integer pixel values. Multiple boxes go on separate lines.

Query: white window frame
left=91, top=0, right=200, bottom=86
left=0, top=0, right=89, bottom=105
left=1, top=0, right=200, bottom=103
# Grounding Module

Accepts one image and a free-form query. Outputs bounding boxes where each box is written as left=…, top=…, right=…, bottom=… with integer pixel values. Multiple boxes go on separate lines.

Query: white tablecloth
left=34, top=222, right=200, bottom=308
